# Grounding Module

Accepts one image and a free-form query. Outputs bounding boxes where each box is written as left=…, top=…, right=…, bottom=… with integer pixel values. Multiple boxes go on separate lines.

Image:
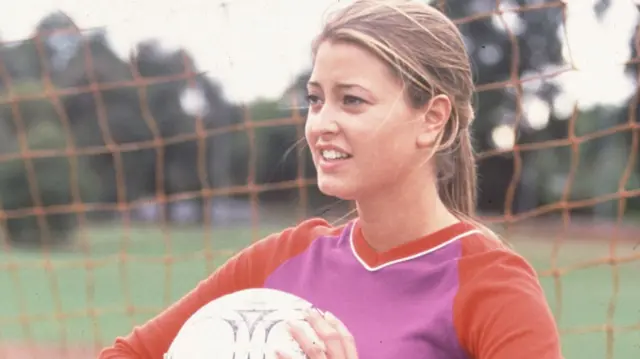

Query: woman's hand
left=276, top=309, right=359, bottom=359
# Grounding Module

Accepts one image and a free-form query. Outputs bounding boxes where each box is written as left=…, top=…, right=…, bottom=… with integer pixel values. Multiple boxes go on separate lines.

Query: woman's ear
left=416, top=94, right=452, bottom=149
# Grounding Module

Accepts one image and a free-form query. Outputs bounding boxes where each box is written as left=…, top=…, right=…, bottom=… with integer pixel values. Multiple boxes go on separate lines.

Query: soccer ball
left=165, top=288, right=320, bottom=359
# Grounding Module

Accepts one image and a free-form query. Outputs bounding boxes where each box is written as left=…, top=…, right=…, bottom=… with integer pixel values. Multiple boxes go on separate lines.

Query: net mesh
left=0, top=1, right=639, bottom=358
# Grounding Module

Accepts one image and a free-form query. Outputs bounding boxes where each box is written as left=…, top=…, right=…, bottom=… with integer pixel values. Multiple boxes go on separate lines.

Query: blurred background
left=0, top=0, right=639, bottom=358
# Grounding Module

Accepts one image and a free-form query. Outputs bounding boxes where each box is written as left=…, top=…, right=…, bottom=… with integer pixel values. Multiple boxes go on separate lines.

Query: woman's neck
left=355, top=178, right=459, bottom=252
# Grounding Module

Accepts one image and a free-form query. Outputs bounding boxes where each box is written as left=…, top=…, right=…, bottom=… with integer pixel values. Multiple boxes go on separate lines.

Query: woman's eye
left=306, top=95, right=322, bottom=105
left=343, top=95, right=364, bottom=106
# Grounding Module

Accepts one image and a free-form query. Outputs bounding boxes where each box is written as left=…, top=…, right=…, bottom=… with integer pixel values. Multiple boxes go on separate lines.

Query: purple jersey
left=99, top=218, right=563, bottom=359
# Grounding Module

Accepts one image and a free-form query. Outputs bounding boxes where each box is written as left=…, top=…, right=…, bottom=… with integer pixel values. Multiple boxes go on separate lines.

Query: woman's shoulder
left=456, top=227, right=540, bottom=287
left=453, top=228, right=561, bottom=359
left=283, top=217, right=347, bottom=240
left=239, top=217, right=348, bottom=259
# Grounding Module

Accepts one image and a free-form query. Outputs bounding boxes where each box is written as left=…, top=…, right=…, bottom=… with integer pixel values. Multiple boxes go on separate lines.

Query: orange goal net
left=0, top=1, right=639, bottom=358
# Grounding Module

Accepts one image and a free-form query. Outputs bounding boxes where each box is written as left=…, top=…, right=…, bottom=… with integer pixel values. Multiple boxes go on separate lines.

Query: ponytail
left=438, top=123, right=509, bottom=245
left=439, top=128, right=476, bottom=216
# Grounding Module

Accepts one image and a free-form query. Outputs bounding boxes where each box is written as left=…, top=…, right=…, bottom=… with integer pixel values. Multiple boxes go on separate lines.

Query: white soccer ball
left=165, top=288, right=320, bottom=359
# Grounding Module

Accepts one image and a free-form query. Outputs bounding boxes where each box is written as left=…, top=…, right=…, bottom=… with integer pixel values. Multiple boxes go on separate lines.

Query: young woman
left=99, top=1, right=563, bottom=358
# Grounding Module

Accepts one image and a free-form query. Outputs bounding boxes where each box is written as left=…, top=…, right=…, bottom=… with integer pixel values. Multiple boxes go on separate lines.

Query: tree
left=0, top=104, right=98, bottom=247
left=130, top=41, right=241, bottom=221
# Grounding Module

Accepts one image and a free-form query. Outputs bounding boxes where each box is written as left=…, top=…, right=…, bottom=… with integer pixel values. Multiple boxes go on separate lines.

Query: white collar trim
left=348, top=220, right=481, bottom=272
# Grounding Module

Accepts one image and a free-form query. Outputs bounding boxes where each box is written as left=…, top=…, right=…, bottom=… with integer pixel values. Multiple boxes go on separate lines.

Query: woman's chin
left=317, top=177, right=357, bottom=200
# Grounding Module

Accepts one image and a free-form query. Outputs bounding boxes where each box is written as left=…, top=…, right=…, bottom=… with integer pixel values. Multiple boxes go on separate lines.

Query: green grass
left=0, top=224, right=280, bottom=347
left=511, top=237, right=640, bottom=359
left=1, top=224, right=639, bottom=358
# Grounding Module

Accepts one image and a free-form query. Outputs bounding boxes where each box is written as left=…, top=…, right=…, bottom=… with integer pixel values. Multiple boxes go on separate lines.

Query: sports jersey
left=99, top=218, right=563, bottom=359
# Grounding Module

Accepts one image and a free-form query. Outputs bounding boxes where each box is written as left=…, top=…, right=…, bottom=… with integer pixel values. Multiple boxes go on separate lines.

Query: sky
left=490, top=0, right=639, bottom=148
left=0, top=0, right=336, bottom=103
left=0, top=0, right=638, bottom=148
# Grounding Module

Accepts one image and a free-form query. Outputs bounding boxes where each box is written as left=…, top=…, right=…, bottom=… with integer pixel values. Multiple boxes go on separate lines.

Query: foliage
left=0, top=120, right=99, bottom=247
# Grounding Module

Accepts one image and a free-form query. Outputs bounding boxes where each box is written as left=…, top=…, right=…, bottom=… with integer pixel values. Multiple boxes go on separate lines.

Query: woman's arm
left=454, top=249, right=563, bottom=359
left=99, top=254, right=247, bottom=358
left=98, top=218, right=332, bottom=359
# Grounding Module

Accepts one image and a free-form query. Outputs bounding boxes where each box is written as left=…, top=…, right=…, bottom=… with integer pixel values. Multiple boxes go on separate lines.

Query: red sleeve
left=98, top=218, right=334, bottom=359
left=454, top=238, right=563, bottom=359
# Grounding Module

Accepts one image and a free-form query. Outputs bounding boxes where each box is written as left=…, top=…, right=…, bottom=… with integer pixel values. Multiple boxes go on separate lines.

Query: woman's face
left=305, top=41, right=444, bottom=200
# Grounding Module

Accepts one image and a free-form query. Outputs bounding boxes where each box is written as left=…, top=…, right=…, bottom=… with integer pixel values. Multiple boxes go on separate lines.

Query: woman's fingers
left=304, top=309, right=346, bottom=358
left=323, top=311, right=358, bottom=358
left=287, top=319, right=328, bottom=359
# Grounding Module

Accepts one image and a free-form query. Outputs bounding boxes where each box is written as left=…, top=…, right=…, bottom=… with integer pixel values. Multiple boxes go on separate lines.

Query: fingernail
left=303, top=308, right=317, bottom=320
left=285, top=321, right=296, bottom=332
left=324, top=311, right=337, bottom=322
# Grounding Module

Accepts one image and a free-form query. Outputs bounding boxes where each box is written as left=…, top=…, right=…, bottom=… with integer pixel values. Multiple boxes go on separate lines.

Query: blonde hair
left=314, top=0, right=504, bottom=242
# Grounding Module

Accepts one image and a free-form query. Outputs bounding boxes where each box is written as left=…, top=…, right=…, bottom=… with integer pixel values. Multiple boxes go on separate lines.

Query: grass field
left=0, top=221, right=639, bottom=359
